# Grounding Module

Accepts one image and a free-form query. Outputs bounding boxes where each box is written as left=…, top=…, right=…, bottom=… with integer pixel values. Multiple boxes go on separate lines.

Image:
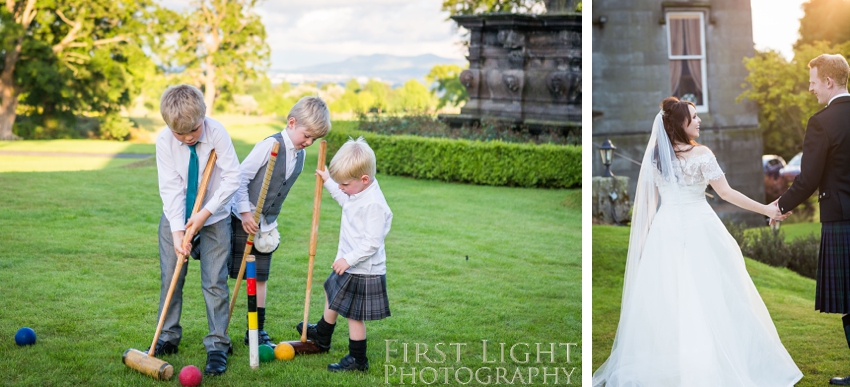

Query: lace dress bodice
left=656, top=152, right=725, bottom=205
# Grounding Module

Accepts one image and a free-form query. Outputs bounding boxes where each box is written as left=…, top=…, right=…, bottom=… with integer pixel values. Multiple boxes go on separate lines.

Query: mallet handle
left=148, top=150, right=217, bottom=357
left=227, top=142, right=280, bottom=331
left=301, top=140, right=327, bottom=342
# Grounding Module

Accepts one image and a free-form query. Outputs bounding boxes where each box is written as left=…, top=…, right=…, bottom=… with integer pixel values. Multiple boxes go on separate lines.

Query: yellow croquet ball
left=274, top=342, right=295, bottom=360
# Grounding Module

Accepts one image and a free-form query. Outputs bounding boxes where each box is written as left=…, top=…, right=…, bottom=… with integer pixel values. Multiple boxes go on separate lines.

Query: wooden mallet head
left=122, top=348, right=173, bottom=380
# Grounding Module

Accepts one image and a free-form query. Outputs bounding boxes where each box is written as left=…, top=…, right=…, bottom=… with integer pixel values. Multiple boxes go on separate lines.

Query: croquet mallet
left=123, top=150, right=218, bottom=381
left=226, top=141, right=281, bottom=330
left=282, top=140, right=327, bottom=354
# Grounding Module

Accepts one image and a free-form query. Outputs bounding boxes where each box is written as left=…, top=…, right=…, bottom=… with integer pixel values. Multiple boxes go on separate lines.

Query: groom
left=776, top=53, right=850, bottom=385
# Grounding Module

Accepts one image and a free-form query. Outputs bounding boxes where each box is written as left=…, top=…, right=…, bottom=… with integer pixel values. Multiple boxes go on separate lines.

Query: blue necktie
left=185, top=144, right=198, bottom=222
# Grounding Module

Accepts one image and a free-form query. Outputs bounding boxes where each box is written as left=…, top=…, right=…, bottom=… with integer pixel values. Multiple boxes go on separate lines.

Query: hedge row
left=324, top=128, right=581, bottom=188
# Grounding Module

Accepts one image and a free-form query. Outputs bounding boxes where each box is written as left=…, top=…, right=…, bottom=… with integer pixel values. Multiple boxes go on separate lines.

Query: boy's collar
left=348, top=178, right=378, bottom=200
left=280, top=129, right=297, bottom=153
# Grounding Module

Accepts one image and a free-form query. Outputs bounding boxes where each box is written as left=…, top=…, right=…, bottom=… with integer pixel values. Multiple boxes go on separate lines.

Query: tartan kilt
left=815, top=220, right=850, bottom=313
left=324, top=272, right=390, bottom=321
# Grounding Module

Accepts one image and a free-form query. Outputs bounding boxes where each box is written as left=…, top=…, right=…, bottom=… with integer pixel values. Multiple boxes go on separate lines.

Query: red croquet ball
left=179, top=365, right=202, bottom=387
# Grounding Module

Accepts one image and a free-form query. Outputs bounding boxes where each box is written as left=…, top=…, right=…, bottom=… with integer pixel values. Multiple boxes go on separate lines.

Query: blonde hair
left=328, top=137, right=376, bottom=182
left=288, top=96, right=331, bottom=137
left=160, top=85, right=206, bottom=134
left=809, top=54, right=850, bottom=87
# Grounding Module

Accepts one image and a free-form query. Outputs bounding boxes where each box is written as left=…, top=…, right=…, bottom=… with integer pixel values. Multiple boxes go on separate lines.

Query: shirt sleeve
left=701, top=154, right=725, bottom=182
left=343, top=203, right=390, bottom=267
left=234, top=138, right=274, bottom=215
left=202, top=125, right=241, bottom=217
left=323, top=177, right=349, bottom=206
left=156, top=135, right=187, bottom=232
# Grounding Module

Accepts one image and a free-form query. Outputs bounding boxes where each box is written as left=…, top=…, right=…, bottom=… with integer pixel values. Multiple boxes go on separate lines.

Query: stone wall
left=591, top=0, right=765, bottom=225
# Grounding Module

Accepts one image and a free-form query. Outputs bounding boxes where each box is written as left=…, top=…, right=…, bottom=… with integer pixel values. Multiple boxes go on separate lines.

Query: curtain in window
left=668, top=16, right=703, bottom=100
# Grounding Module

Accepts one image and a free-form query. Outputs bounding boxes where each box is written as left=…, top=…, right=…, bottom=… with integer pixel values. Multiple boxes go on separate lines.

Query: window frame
left=666, top=11, right=709, bottom=113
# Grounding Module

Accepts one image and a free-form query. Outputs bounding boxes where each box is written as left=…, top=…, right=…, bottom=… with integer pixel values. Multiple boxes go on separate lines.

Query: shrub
left=724, top=220, right=821, bottom=279
left=742, top=227, right=791, bottom=268
left=357, top=114, right=580, bottom=145
left=325, top=127, right=580, bottom=188
left=786, top=233, right=820, bottom=279
left=98, top=114, right=133, bottom=141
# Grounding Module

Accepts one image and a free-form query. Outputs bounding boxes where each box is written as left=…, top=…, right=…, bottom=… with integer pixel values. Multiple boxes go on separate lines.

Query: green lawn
left=593, top=225, right=846, bottom=387
left=0, top=130, right=580, bottom=386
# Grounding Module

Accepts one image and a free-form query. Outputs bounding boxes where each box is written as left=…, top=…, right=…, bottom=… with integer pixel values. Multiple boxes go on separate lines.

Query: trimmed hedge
left=325, top=127, right=581, bottom=188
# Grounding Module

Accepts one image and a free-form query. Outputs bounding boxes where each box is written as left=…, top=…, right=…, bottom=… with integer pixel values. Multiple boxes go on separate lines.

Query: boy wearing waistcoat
left=229, top=97, right=332, bottom=347
left=152, top=84, right=241, bottom=376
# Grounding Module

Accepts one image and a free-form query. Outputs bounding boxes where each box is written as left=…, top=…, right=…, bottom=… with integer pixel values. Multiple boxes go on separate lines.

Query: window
left=666, top=12, right=708, bottom=112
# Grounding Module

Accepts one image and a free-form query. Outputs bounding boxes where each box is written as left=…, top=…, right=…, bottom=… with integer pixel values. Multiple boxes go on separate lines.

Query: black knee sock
left=842, top=314, right=850, bottom=349
left=349, top=339, right=367, bottom=364
left=316, top=317, right=336, bottom=338
left=258, top=307, right=266, bottom=331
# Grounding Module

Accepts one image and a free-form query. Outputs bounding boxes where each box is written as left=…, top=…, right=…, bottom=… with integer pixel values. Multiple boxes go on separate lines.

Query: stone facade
left=445, top=13, right=581, bottom=130
left=592, top=0, right=765, bottom=225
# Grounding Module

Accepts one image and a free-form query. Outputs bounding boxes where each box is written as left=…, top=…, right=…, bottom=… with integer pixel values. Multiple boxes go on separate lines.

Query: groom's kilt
left=816, top=220, right=850, bottom=313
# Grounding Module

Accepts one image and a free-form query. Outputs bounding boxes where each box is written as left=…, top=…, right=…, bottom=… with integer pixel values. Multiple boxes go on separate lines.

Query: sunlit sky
left=750, top=0, right=807, bottom=59
left=161, top=0, right=466, bottom=70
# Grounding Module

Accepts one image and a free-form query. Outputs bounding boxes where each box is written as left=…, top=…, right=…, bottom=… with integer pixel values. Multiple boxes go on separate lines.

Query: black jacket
left=779, top=95, right=850, bottom=222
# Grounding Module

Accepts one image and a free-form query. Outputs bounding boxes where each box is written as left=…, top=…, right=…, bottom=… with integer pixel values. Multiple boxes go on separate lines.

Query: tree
left=441, top=0, right=578, bottom=15
left=426, top=64, right=468, bottom=109
left=739, top=41, right=848, bottom=160
left=172, top=0, right=270, bottom=112
left=796, top=0, right=850, bottom=48
left=0, top=0, right=162, bottom=140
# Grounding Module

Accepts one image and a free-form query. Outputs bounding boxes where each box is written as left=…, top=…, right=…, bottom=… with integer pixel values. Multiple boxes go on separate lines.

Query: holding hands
left=766, top=199, right=791, bottom=226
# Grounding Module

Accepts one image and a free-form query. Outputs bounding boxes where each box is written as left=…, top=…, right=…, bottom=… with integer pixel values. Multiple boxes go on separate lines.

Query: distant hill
left=269, top=53, right=466, bottom=86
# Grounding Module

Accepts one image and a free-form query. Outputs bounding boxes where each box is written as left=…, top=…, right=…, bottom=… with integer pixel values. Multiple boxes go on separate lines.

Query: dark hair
left=660, top=96, right=698, bottom=155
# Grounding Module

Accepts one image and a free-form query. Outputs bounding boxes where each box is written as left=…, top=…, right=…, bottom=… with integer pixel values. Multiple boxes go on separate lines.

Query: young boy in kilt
left=298, top=136, right=393, bottom=372
left=153, top=84, right=241, bottom=376
left=229, top=97, right=331, bottom=348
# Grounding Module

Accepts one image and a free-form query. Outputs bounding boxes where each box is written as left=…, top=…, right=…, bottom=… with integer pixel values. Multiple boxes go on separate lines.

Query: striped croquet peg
left=246, top=255, right=259, bottom=369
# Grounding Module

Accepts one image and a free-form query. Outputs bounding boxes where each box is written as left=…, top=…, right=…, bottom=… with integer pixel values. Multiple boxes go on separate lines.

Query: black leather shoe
left=204, top=351, right=228, bottom=376
left=295, top=321, right=331, bottom=352
left=831, top=376, right=850, bottom=385
left=145, top=340, right=178, bottom=357
left=328, top=354, right=368, bottom=372
left=244, top=330, right=276, bottom=348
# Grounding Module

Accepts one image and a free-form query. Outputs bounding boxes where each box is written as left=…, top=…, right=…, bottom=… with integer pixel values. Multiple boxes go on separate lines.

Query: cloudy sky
left=162, top=0, right=467, bottom=70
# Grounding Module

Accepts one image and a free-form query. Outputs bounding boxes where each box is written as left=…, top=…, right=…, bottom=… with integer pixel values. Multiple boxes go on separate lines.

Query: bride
left=592, top=97, right=804, bottom=386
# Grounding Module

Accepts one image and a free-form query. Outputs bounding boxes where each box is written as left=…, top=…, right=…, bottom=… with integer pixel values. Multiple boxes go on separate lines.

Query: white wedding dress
left=592, top=150, right=803, bottom=387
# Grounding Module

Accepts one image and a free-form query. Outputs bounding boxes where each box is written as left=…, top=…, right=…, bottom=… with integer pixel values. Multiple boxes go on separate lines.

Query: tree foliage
left=169, top=0, right=270, bottom=112
left=796, top=0, right=850, bottom=48
left=0, top=0, right=162, bottom=140
left=440, top=0, right=579, bottom=15
left=426, top=64, right=468, bottom=109
left=740, top=41, right=848, bottom=160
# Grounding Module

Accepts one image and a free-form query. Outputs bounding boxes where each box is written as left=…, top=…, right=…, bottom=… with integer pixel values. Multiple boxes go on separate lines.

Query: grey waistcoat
left=248, top=133, right=305, bottom=224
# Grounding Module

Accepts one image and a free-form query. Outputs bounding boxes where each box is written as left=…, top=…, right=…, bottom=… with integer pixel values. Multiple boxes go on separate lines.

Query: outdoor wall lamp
left=600, top=138, right=616, bottom=177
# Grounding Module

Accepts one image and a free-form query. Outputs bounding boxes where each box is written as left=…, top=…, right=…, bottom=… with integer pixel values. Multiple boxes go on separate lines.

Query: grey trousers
left=157, top=214, right=231, bottom=352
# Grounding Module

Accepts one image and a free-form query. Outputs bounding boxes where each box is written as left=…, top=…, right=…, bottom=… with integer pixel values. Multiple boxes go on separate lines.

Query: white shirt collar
left=348, top=179, right=378, bottom=201
left=280, top=130, right=297, bottom=155
left=828, top=92, right=850, bottom=106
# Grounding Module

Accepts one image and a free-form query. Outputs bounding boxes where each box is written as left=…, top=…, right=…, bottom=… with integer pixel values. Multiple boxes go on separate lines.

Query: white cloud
left=156, top=0, right=466, bottom=69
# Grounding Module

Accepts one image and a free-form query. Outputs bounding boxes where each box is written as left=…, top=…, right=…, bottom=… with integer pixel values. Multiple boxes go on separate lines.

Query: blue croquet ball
left=15, top=327, right=36, bottom=346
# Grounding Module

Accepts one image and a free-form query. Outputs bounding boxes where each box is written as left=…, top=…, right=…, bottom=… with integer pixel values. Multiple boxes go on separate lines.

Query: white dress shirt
left=323, top=177, right=393, bottom=275
left=828, top=92, right=850, bottom=106
left=156, top=117, right=241, bottom=232
left=231, top=130, right=303, bottom=232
